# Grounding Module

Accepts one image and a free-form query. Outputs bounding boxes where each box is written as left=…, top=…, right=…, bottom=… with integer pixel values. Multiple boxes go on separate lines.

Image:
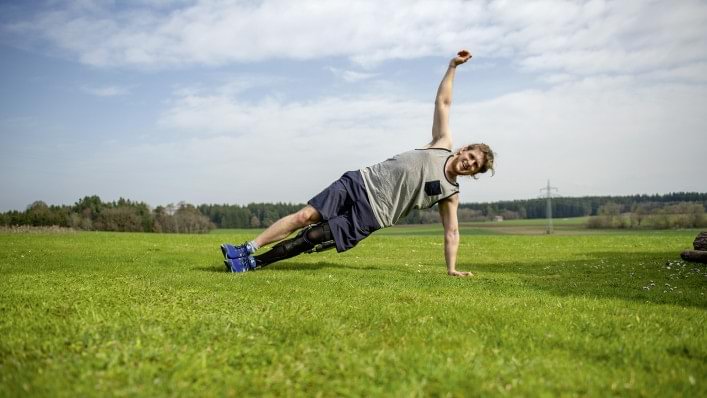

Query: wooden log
left=681, top=250, right=707, bottom=264
left=694, top=232, right=707, bottom=251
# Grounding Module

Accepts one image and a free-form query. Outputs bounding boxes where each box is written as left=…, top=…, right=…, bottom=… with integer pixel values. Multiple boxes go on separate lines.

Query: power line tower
left=539, top=180, right=558, bottom=234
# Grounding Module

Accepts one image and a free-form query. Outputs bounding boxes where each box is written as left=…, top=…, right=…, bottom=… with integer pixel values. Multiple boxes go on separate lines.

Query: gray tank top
left=359, top=148, right=459, bottom=227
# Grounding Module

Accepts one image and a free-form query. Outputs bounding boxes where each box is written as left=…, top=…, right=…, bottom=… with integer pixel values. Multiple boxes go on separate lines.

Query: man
left=221, top=50, right=494, bottom=276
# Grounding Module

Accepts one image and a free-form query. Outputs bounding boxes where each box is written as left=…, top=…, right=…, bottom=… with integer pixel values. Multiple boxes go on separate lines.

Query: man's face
left=454, top=148, right=485, bottom=176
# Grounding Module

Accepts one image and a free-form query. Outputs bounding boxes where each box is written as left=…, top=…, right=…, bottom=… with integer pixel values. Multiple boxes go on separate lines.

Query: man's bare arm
left=438, top=194, right=472, bottom=277
left=428, top=50, right=472, bottom=150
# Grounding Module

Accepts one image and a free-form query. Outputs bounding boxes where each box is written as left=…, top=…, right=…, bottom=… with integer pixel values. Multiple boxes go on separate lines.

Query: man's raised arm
left=428, top=50, right=472, bottom=149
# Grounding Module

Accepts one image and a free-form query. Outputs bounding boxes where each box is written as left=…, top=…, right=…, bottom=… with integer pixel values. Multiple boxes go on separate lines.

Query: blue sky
left=1, top=0, right=706, bottom=211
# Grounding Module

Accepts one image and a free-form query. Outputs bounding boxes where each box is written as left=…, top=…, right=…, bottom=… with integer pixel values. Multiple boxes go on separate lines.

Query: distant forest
left=1, top=192, right=705, bottom=233
left=0, top=196, right=214, bottom=234
left=457, top=192, right=707, bottom=220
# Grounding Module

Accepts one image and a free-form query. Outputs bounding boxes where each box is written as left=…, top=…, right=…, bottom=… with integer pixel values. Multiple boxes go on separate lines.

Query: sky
left=0, top=0, right=706, bottom=212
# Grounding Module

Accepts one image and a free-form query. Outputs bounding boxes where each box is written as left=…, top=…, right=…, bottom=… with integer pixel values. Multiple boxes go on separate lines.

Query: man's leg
left=223, top=206, right=325, bottom=271
left=222, top=205, right=321, bottom=259
left=253, top=205, right=321, bottom=247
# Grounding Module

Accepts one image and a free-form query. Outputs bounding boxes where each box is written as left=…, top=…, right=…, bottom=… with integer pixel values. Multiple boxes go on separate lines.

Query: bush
left=94, top=207, right=144, bottom=232
left=174, top=203, right=215, bottom=233
left=588, top=202, right=706, bottom=229
left=151, top=203, right=214, bottom=233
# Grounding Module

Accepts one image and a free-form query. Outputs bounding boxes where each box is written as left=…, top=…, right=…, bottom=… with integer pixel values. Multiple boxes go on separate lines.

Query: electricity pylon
left=539, top=180, right=558, bottom=234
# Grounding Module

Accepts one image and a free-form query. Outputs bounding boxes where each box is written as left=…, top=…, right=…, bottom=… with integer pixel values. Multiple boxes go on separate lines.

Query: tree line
left=198, top=203, right=305, bottom=229
left=587, top=201, right=706, bottom=229
left=0, top=196, right=214, bottom=233
left=459, top=192, right=707, bottom=219
left=1, top=192, right=705, bottom=232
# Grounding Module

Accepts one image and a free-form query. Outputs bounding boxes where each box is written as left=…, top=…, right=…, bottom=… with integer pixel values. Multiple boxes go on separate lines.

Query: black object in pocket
left=424, top=180, right=442, bottom=196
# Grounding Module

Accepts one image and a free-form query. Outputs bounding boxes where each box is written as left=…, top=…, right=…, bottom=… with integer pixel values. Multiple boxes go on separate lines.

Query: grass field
left=1, top=225, right=705, bottom=396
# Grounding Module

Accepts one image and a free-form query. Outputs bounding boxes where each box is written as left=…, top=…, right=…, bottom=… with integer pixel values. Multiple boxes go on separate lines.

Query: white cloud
left=5, top=74, right=704, bottom=209
left=540, top=73, right=575, bottom=85
left=641, top=62, right=707, bottom=84
left=81, top=85, right=130, bottom=97
left=142, top=76, right=707, bottom=205
left=455, top=77, right=707, bottom=201
left=67, top=94, right=428, bottom=206
left=157, top=91, right=429, bottom=157
left=6, top=0, right=706, bottom=80
left=149, top=89, right=430, bottom=204
left=326, top=67, right=378, bottom=83
left=170, top=74, right=290, bottom=99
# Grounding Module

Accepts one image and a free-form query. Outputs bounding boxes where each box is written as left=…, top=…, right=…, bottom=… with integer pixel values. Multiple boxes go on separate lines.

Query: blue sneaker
left=221, top=243, right=254, bottom=259
left=224, top=255, right=256, bottom=273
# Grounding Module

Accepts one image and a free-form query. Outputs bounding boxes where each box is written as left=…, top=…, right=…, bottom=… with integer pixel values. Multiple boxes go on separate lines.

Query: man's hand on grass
left=448, top=270, right=473, bottom=277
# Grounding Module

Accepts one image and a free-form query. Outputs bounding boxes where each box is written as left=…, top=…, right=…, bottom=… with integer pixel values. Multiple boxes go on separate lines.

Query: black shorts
left=307, top=170, right=381, bottom=252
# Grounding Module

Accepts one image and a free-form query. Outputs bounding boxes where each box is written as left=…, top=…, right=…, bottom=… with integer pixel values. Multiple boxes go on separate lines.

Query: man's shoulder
left=438, top=193, right=459, bottom=206
left=422, top=139, right=453, bottom=151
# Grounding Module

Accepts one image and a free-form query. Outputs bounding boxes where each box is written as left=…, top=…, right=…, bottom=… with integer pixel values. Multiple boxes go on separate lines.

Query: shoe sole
left=224, top=258, right=250, bottom=273
left=221, top=244, right=229, bottom=259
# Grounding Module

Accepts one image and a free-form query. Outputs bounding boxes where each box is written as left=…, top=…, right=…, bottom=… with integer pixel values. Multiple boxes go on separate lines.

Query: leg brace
left=254, top=222, right=335, bottom=267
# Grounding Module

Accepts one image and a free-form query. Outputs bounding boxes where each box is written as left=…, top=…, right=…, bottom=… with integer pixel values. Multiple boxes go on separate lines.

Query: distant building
left=494, top=216, right=504, bottom=222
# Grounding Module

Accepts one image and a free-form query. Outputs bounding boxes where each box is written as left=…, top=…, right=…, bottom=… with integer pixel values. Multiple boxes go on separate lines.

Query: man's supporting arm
left=438, top=195, right=472, bottom=277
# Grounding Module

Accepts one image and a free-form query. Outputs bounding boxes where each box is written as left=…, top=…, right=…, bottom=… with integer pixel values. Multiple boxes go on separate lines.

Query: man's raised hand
left=450, top=50, right=472, bottom=67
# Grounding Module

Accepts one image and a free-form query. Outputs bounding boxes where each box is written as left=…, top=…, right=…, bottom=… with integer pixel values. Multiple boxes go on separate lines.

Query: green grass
left=1, top=228, right=705, bottom=396
left=470, top=216, right=592, bottom=226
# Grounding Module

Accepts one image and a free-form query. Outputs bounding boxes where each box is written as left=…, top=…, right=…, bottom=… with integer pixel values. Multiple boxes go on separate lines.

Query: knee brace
left=298, top=222, right=336, bottom=253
